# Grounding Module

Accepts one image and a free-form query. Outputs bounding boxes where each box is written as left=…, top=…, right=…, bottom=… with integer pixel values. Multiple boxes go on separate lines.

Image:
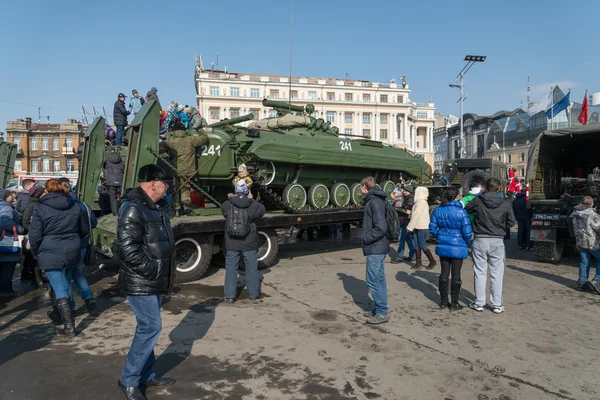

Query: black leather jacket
left=117, top=187, right=175, bottom=296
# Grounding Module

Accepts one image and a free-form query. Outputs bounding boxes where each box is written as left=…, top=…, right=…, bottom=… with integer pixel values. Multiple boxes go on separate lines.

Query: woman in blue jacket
left=429, top=186, right=472, bottom=310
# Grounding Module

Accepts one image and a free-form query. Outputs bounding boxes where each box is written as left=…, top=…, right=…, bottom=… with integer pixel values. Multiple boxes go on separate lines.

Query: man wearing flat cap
left=117, top=164, right=176, bottom=400
left=113, top=93, right=130, bottom=146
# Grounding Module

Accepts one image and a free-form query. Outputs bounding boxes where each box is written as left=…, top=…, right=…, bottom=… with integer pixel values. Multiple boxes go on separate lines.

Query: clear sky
left=0, top=0, right=594, bottom=128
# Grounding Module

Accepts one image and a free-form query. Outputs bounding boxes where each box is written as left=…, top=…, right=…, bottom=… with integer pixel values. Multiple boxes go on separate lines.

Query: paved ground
left=0, top=229, right=598, bottom=400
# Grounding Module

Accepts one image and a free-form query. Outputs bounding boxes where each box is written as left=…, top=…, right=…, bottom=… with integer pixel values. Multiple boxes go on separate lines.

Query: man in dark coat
left=113, top=93, right=130, bottom=146
left=360, top=176, right=390, bottom=325
left=512, top=189, right=532, bottom=250
left=117, top=164, right=176, bottom=400
left=145, top=87, right=161, bottom=110
left=104, top=148, right=125, bottom=215
left=15, top=178, right=35, bottom=218
left=221, top=180, right=266, bottom=304
left=391, top=185, right=416, bottom=263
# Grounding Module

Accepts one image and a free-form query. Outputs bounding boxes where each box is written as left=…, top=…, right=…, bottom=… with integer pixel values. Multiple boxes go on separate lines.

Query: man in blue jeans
left=360, top=176, right=390, bottom=324
left=570, top=196, right=600, bottom=291
left=117, top=164, right=176, bottom=400
left=391, top=185, right=415, bottom=264
left=221, top=180, right=266, bottom=304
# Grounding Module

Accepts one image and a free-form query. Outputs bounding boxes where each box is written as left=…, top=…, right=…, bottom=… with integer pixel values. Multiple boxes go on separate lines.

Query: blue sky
left=0, top=0, right=594, bottom=128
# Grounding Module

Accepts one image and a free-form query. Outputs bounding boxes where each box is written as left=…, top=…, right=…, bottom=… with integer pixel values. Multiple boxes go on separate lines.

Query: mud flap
left=530, top=228, right=557, bottom=242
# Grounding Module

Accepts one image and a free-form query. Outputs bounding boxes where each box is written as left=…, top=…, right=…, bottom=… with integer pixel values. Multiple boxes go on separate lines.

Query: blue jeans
left=366, top=254, right=388, bottom=316
left=120, top=295, right=162, bottom=387
left=225, top=250, right=260, bottom=299
left=413, top=229, right=430, bottom=251
left=0, top=262, right=17, bottom=293
left=116, top=125, right=126, bottom=145
left=578, top=249, right=600, bottom=284
left=395, top=227, right=415, bottom=260
left=45, top=267, right=74, bottom=299
left=72, top=248, right=93, bottom=301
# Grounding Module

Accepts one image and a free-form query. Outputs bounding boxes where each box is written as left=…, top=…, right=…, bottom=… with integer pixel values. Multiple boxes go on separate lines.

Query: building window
left=507, top=154, right=512, bottom=163
left=345, top=93, right=353, bottom=101
left=67, top=160, right=75, bottom=172
left=230, top=108, right=240, bottom=118
left=230, top=87, right=240, bottom=97
left=53, top=138, right=59, bottom=150
left=380, top=94, right=388, bottom=103
left=31, top=138, right=37, bottom=151
left=210, top=86, right=219, bottom=96
left=344, top=112, right=353, bottom=123
left=42, top=159, right=50, bottom=172
left=250, top=109, right=261, bottom=120
left=380, top=129, right=388, bottom=140
left=14, top=160, right=21, bottom=171
left=497, top=155, right=501, bottom=161
left=520, top=168, right=525, bottom=177
left=520, top=152, right=525, bottom=162
left=31, top=160, right=38, bottom=172
left=13, top=138, right=20, bottom=150
left=397, top=95, right=404, bottom=103
left=363, top=129, right=371, bottom=137
left=66, top=137, right=73, bottom=149
left=308, top=91, right=317, bottom=100
left=344, top=128, right=353, bottom=136
left=417, top=112, right=428, bottom=119
left=327, top=92, right=335, bottom=100
left=291, top=90, right=298, bottom=99
left=362, top=94, right=371, bottom=102
left=54, top=160, right=61, bottom=172
left=269, top=110, right=278, bottom=118
left=42, top=138, right=48, bottom=151
left=269, top=89, right=279, bottom=98
left=380, top=114, right=388, bottom=124
left=326, top=111, right=335, bottom=123
left=397, top=129, right=402, bottom=139
left=363, top=113, right=371, bottom=124
left=250, top=88, right=260, bottom=98
left=209, top=108, right=219, bottom=119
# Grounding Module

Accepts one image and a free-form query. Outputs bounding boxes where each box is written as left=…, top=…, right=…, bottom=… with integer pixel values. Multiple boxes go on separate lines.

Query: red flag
left=578, top=90, right=589, bottom=125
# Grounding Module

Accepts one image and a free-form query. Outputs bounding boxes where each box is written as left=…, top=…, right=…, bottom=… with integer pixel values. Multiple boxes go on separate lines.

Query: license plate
left=533, top=213, right=560, bottom=221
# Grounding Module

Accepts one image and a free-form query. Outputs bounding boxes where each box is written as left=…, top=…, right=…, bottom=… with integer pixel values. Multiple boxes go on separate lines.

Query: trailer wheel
left=535, top=240, right=564, bottom=264
left=257, top=228, right=279, bottom=269
left=174, top=235, right=213, bottom=283
left=461, top=169, right=490, bottom=195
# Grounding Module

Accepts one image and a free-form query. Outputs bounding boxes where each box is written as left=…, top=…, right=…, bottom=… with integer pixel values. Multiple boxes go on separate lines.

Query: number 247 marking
left=339, top=141, right=352, bottom=151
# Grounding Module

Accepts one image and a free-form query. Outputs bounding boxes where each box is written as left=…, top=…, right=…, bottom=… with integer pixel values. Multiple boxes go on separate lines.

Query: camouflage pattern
left=163, top=129, right=208, bottom=176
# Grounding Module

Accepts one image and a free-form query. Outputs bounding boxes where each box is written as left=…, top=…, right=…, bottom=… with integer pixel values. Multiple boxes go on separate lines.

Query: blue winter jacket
left=429, top=200, right=472, bottom=259
left=0, top=199, right=24, bottom=263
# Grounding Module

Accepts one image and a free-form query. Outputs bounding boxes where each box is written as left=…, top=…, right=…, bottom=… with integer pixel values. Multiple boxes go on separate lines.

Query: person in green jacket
left=461, top=182, right=484, bottom=223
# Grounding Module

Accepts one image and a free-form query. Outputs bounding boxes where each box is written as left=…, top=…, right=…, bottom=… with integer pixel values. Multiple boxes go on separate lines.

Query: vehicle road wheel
left=461, top=169, right=490, bottom=195
left=257, top=228, right=279, bottom=269
left=350, top=183, right=363, bottom=206
left=308, top=183, right=330, bottom=209
left=283, top=183, right=307, bottom=210
left=380, top=180, right=395, bottom=198
left=534, top=240, right=564, bottom=264
left=330, top=183, right=351, bottom=207
left=174, top=235, right=212, bottom=283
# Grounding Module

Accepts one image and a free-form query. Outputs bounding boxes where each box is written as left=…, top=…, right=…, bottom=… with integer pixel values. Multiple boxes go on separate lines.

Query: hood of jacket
left=478, top=192, right=506, bottom=209
left=106, top=150, right=122, bottom=164
left=230, top=195, right=253, bottom=208
left=39, top=192, right=75, bottom=211
left=443, top=200, right=464, bottom=209
left=171, top=130, right=187, bottom=138
left=361, top=188, right=387, bottom=205
left=574, top=203, right=592, bottom=212
left=414, top=186, right=429, bottom=202
left=574, top=205, right=595, bottom=215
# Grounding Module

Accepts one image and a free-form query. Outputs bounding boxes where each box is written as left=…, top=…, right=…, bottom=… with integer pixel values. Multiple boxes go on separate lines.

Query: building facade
left=432, top=113, right=458, bottom=171
left=194, top=69, right=436, bottom=167
left=5, top=118, right=84, bottom=175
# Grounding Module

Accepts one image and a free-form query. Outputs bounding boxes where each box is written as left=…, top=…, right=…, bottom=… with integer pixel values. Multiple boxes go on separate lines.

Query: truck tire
left=257, top=228, right=279, bottom=269
left=461, top=170, right=490, bottom=195
left=174, top=235, right=213, bottom=283
left=534, top=240, right=564, bottom=264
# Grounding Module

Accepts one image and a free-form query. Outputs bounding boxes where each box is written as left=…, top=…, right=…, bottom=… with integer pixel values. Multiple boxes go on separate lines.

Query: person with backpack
left=407, top=186, right=436, bottom=269
left=221, top=180, right=266, bottom=304
left=360, top=176, right=390, bottom=325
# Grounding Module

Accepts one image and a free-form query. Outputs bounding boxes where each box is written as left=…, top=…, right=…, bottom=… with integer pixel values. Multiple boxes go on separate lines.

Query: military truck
left=526, top=124, right=600, bottom=263
left=0, top=135, right=18, bottom=189
left=441, top=158, right=509, bottom=195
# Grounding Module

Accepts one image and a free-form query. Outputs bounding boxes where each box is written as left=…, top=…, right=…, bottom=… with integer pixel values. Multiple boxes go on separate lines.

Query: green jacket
left=163, top=130, right=208, bottom=176
left=460, top=192, right=476, bottom=223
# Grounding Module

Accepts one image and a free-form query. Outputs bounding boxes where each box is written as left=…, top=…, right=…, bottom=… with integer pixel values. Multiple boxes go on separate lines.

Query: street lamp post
left=449, top=55, right=486, bottom=159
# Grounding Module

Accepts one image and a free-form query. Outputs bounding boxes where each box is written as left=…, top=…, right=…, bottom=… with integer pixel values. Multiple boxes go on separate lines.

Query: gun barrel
left=206, top=113, right=254, bottom=128
left=262, top=99, right=305, bottom=113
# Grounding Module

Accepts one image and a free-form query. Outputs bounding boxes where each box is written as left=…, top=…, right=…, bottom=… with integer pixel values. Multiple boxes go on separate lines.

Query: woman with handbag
left=28, top=179, right=86, bottom=336
left=0, top=189, right=24, bottom=298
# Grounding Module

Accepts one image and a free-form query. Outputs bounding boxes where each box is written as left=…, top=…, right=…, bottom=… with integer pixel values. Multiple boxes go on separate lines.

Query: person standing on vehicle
left=128, top=89, right=145, bottom=116
left=429, top=187, right=472, bottom=310
left=407, top=186, right=436, bottom=269
left=113, top=93, right=130, bottom=146
left=391, top=185, right=416, bottom=264
left=221, top=180, right=266, bottom=304
left=360, top=176, right=390, bottom=325
left=570, top=196, right=600, bottom=291
left=117, top=164, right=175, bottom=400
left=145, top=87, right=161, bottom=110
left=465, top=178, right=516, bottom=314
left=104, top=147, right=125, bottom=215
left=0, top=189, right=24, bottom=298
left=513, top=188, right=533, bottom=250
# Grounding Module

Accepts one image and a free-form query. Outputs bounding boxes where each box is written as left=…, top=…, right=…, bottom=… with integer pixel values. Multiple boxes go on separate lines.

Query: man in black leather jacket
left=117, top=164, right=176, bottom=400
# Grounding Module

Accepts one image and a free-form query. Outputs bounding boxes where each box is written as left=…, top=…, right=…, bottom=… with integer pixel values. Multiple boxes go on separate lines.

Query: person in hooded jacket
left=429, top=186, right=472, bottom=310
left=407, top=186, right=437, bottom=269
left=104, top=147, right=125, bottom=215
left=28, top=179, right=85, bottom=336
left=360, top=176, right=390, bottom=325
left=128, top=89, right=145, bottom=116
left=569, top=196, right=600, bottom=291
left=465, top=178, right=516, bottom=314
left=0, top=189, right=24, bottom=297
left=513, top=188, right=533, bottom=250
left=145, top=87, right=161, bottom=110
left=221, top=180, right=266, bottom=304
left=113, top=93, right=130, bottom=146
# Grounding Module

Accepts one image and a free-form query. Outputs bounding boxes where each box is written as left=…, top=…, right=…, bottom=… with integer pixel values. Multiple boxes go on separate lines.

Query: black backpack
left=384, top=199, right=401, bottom=240
left=225, top=204, right=251, bottom=238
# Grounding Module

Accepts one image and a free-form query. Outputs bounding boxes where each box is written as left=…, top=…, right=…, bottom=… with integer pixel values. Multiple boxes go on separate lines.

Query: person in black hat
left=113, top=93, right=130, bottom=146
left=117, top=164, right=176, bottom=400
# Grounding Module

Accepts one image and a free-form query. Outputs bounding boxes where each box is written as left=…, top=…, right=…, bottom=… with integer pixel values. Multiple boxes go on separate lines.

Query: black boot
left=85, top=298, right=96, bottom=313
left=449, top=280, right=464, bottom=310
left=423, top=249, right=438, bottom=270
left=438, top=278, right=450, bottom=309
left=411, top=249, right=422, bottom=269
left=55, top=297, right=76, bottom=337
left=47, top=306, right=62, bottom=324
left=34, top=266, right=44, bottom=289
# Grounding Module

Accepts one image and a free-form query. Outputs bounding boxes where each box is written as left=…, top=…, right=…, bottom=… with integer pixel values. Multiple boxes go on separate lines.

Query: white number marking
left=200, top=145, right=222, bottom=156
left=339, top=141, right=352, bottom=151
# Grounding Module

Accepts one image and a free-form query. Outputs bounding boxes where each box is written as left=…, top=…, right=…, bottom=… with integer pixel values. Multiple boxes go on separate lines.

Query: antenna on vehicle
left=288, top=0, right=294, bottom=113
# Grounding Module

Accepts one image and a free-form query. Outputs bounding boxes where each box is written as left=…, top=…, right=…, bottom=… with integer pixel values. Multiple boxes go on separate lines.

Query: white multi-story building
left=194, top=69, right=436, bottom=167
